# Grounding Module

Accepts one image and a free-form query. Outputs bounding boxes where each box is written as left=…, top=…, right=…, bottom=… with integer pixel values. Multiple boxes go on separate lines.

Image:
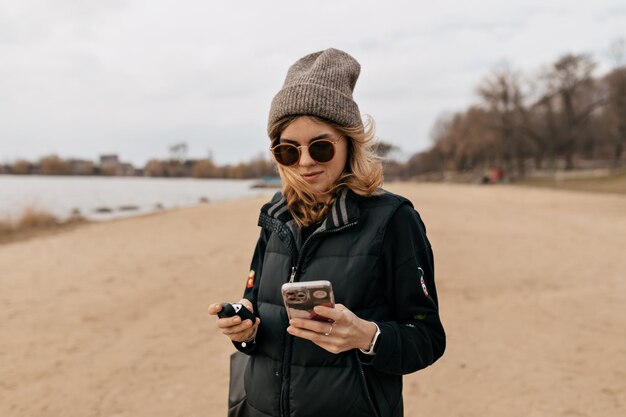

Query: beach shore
left=1, top=183, right=625, bottom=417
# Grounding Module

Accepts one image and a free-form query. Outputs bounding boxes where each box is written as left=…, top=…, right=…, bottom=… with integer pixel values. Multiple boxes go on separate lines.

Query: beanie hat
left=268, top=48, right=362, bottom=136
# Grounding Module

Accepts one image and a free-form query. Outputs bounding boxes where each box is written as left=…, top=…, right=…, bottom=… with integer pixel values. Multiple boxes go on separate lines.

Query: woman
left=208, top=48, right=446, bottom=417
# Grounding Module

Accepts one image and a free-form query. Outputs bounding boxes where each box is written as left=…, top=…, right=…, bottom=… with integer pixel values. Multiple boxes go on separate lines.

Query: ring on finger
left=324, top=323, right=334, bottom=336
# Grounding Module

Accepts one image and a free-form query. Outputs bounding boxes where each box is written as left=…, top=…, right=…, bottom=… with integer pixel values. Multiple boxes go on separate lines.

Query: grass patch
left=0, top=208, right=87, bottom=245
left=514, top=169, right=626, bottom=195
left=16, top=208, right=59, bottom=229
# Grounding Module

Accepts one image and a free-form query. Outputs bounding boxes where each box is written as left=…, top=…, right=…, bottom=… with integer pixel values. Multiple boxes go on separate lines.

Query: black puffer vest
left=244, top=188, right=413, bottom=417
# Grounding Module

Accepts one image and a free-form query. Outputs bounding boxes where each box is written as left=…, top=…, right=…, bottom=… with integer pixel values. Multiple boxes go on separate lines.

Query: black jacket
left=234, top=188, right=446, bottom=417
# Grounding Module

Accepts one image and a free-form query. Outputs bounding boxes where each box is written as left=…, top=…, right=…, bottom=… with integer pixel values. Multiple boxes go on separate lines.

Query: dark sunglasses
left=270, top=138, right=341, bottom=166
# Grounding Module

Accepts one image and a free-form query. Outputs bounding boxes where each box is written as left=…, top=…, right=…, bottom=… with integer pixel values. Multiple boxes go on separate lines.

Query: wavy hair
left=268, top=115, right=383, bottom=227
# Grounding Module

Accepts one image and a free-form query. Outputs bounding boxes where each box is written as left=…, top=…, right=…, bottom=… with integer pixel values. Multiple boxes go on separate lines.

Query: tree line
left=0, top=154, right=276, bottom=179
left=399, top=39, right=626, bottom=180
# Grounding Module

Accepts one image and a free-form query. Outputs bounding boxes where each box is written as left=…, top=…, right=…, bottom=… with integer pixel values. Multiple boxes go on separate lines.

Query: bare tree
left=477, top=64, right=531, bottom=176
left=427, top=107, right=498, bottom=175
left=39, top=155, right=72, bottom=175
left=169, top=142, right=188, bottom=163
left=542, top=54, right=607, bottom=169
left=429, top=113, right=456, bottom=174
left=374, top=141, right=398, bottom=159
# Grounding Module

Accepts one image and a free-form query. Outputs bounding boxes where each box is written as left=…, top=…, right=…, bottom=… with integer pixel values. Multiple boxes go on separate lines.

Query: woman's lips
left=302, top=171, right=323, bottom=183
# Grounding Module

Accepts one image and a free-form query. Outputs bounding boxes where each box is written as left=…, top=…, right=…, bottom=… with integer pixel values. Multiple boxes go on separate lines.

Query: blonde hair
left=269, top=115, right=383, bottom=227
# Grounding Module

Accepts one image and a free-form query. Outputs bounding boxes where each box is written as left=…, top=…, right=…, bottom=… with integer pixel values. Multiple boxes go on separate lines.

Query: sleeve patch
left=419, top=267, right=429, bottom=296
left=420, top=276, right=429, bottom=296
left=246, top=270, right=255, bottom=288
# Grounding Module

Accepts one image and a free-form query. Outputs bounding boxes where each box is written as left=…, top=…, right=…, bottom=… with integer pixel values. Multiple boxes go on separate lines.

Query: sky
left=0, top=0, right=624, bottom=166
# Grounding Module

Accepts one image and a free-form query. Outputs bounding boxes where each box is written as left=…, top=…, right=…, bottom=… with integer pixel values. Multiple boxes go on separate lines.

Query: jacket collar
left=259, top=187, right=360, bottom=231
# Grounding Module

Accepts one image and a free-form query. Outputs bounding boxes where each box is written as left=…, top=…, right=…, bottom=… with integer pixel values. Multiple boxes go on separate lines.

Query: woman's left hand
left=287, top=303, right=378, bottom=354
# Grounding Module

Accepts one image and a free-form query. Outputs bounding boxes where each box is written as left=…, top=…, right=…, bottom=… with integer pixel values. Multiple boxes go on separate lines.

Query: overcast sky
left=1, top=0, right=624, bottom=166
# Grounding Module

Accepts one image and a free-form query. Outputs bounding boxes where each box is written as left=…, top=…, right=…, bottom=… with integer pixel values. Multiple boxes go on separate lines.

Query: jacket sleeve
left=358, top=203, right=446, bottom=374
left=232, top=228, right=270, bottom=355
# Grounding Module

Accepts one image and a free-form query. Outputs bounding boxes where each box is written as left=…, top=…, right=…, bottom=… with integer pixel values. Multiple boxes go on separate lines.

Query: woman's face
left=279, top=117, right=349, bottom=200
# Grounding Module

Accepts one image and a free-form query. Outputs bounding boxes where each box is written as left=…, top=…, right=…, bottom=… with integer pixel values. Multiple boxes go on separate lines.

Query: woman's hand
left=208, top=299, right=261, bottom=343
left=287, top=303, right=378, bottom=354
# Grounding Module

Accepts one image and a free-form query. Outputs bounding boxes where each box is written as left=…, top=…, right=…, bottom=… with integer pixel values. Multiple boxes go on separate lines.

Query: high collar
left=259, top=187, right=360, bottom=231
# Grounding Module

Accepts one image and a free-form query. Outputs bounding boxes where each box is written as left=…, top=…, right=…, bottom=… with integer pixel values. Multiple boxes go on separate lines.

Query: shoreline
left=0, top=193, right=273, bottom=246
left=3, top=181, right=626, bottom=246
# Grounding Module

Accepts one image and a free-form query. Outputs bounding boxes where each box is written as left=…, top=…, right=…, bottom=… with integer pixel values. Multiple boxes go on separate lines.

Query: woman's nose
left=299, top=146, right=316, bottom=167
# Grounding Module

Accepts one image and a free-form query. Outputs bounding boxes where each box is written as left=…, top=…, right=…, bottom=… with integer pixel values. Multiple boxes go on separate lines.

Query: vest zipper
left=279, top=220, right=358, bottom=416
left=288, top=221, right=358, bottom=283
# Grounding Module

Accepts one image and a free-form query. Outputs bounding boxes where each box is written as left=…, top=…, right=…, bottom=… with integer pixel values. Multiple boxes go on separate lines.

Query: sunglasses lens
left=309, top=140, right=335, bottom=163
left=272, top=139, right=337, bottom=166
left=273, top=144, right=299, bottom=166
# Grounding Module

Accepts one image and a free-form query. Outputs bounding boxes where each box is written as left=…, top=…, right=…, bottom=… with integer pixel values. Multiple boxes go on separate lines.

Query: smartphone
left=281, top=280, right=335, bottom=322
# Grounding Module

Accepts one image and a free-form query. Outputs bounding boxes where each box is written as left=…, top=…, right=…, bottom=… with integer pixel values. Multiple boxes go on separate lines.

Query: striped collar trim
left=260, top=188, right=359, bottom=229
left=325, top=187, right=354, bottom=229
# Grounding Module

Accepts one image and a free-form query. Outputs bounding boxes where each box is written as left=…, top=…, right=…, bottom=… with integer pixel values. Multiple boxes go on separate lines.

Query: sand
left=1, top=183, right=625, bottom=417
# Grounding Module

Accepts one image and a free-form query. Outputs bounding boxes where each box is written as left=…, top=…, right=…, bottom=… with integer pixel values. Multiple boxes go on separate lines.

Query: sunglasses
left=270, top=138, right=342, bottom=166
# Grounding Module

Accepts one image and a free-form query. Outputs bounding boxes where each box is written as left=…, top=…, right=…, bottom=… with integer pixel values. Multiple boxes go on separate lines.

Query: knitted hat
left=268, top=48, right=362, bottom=136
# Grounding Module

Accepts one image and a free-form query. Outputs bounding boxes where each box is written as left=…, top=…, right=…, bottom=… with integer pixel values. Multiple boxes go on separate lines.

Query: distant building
left=100, top=154, right=119, bottom=165
left=68, top=159, right=94, bottom=175
left=99, top=154, right=118, bottom=176
left=98, top=154, right=136, bottom=176
left=116, top=162, right=136, bottom=176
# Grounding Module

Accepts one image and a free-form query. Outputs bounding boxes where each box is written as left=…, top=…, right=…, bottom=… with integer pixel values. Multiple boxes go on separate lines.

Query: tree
left=477, top=64, right=531, bottom=176
left=11, top=159, right=32, bottom=175
left=542, top=54, right=606, bottom=169
left=374, top=141, right=398, bottom=159
left=191, top=159, right=219, bottom=178
left=143, top=159, right=165, bottom=177
left=246, top=154, right=276, bottom=178
left=169, top=142, right=188, bottom=163
left=406, top=149, right=443, bottom=177
left=39, top=155, right=71, bottom=175
left=428, top=107, right=500, bottom=174
left=429, top=112, right=456, bottom=174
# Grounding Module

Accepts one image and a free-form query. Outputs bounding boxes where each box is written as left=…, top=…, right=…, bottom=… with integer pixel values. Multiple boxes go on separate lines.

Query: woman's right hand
left=208, top=298, right=261, bottom=343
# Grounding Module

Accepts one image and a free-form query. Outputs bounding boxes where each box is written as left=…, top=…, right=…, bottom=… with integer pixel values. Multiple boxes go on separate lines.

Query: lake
left=0, top=175, right=278, bottom=221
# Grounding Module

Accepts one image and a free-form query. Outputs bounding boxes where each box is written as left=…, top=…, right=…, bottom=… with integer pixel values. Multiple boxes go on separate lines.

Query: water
left=0, top=175, right=278, bottom=221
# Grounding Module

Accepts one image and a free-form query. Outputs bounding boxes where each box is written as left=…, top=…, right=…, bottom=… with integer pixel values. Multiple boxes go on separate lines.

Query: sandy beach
left=1, top=182, right=625, bottom=417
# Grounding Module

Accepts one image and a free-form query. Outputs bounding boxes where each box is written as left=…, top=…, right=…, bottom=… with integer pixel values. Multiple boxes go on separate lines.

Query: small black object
left=218, top=303, right=256, bottom=322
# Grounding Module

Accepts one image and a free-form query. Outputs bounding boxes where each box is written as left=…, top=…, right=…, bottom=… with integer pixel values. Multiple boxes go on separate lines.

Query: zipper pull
left=289, top=266, right=297, bottom=283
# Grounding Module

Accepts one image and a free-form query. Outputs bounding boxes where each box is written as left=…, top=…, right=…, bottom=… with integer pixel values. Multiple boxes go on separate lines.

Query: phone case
left=281, top=280, right=335, bottom=322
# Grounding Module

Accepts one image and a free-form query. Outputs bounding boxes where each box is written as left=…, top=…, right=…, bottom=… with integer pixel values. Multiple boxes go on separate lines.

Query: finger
left=230, top=321, right=259, bottom=342
left=287, top=325, right=336, bottom=343
left=286, top=326, right=345, bottom=353
left=228, top=318, right=260, bottom=337
left=313, top=305, right=344, bottom=322
left=222, top=318, right=256, bottom=335
left=215, top=315, right=243, bottom=328
left=208, top=303, right=223, bottom=315
left=290, top=318, right=335, bottom=335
